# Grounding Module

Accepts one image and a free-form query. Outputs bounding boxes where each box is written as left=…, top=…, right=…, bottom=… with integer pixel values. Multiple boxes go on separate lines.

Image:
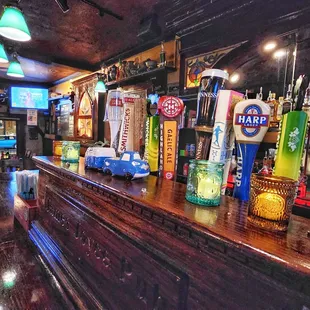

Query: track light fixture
left=55, top=0, right=123, bottom=20
left=54, top=0, right=69, bottom=13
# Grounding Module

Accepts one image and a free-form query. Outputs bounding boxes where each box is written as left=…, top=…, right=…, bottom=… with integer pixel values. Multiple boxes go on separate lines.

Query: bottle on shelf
left=278, top=96, right=284, bottom=120
left=244, top=89, right=249, bottom=100
left=302, top=82, right=310, bottom=118
left=258, top=151, right=270, bottom=175
left=282, top=84, right=293, bottom=115
left=266, top=91, right=275, bottom=121
left=183, top=162, right=189, bottom=176
left=159, top=41, right=166, bottom=67
left=252, top=161, right=259, bottom=173
left=271, top=93, right=280, bottom=122
left=256, top=87, right=263, bottom=100
left=267, top=149, right=275, bottom=174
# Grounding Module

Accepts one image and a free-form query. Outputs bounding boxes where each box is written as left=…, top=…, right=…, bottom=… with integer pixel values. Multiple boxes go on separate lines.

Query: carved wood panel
left=33, top=157, right=310, bottom=309
left=41, top=185, right=187, bottom=310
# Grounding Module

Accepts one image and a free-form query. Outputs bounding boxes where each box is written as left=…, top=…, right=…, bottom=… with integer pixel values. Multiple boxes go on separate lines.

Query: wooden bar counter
left=30, top=156, right=310, bottom=310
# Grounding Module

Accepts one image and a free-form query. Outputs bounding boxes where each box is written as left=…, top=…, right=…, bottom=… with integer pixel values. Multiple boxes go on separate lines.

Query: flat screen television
left=11, top=87, right=49, bottom=110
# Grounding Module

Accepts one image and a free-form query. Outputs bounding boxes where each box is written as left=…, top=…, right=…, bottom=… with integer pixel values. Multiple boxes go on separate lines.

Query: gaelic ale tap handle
left=233, top=99, right=271, bottom=201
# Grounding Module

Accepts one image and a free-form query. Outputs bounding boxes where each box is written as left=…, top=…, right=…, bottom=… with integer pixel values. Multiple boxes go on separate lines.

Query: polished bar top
left=33, top=156, right=310, bottom=279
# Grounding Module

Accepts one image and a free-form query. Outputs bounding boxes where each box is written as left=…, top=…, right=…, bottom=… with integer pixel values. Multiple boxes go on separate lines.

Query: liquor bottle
left=271, top=93, right=279, bottom=122
left=256, top=87, right=263, bottom=100
left=244, top=89, right=249, bottom=100
left=266, top=91, right=275, bottom=120
left=303, top=82, right=310, bottom=105
left=258, top=151, right=269, bottom=175
left=282, top=84, right=293, bottom=115
left=302, top=82, right=310, bottom=118
left=277, top=96, right=284, bottom=120
left=159, top=41, right=166, bottom=67
left=252, top=161, right=259, bottom=173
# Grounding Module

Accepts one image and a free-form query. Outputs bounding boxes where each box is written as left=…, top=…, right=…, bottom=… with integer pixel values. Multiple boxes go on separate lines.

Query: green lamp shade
left=0, top=43, right=8, bottom=63
left=0, top=6, right=31, bottom=42
left=7, top=60, right=24, bottom=78
left=95, top=80, right=107, bottom=93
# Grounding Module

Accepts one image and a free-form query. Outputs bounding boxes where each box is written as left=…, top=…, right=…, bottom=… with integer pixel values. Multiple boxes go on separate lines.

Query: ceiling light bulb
left=7, top=57, right=24, bottom=78
left=273, top=49, right=287, bottom=59
left=230, top=73, right=240, bottom=84
left=263, top=41, right=277, bottom=52
left=0, top=5, right=31, bottom=42
left=2, top=270, right=17, bottom=288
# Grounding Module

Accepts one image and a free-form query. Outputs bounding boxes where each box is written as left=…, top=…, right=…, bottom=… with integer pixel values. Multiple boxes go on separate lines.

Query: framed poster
left=27, top=109, right=38, bottom=126
left=185, top=42, right=246, bottom=88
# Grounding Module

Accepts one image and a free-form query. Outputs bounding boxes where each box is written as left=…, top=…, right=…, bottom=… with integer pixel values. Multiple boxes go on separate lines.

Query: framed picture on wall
left=184, top=43, right=245, bottom=89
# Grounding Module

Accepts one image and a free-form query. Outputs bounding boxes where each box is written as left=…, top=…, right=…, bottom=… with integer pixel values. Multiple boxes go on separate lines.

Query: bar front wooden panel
left=31, top=157, right=310, bottom=310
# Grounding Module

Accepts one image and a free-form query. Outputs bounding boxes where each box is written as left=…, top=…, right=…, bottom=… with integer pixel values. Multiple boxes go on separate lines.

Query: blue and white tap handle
left=232, top=99, right=270, bottom=202
left=233, top=143, right=259, bottom=201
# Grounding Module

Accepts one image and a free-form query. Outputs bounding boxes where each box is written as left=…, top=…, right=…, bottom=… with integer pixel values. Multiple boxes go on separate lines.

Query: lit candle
left=197, top=176, right=221, bottom=199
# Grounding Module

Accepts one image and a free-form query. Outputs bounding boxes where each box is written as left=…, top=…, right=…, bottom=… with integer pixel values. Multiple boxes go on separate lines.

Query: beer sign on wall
left=185, top=42, right=246, bottom=88
left=158, top=96, right=184, bottom=180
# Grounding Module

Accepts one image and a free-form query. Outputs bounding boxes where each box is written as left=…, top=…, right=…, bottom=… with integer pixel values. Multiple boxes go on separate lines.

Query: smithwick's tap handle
left=233, top=99, right=271, bottom=201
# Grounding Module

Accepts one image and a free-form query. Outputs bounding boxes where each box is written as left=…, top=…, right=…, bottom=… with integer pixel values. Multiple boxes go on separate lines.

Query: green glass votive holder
left=186, top=160, right=224, bottom=207
left=61, top=141, right=81, bottom=163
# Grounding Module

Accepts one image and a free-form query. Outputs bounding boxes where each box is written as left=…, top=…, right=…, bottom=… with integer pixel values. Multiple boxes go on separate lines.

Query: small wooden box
left=14, top=194, right=38, bottom=231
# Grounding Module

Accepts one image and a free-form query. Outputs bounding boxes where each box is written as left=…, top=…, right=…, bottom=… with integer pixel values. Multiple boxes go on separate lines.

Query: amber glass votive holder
left=53, top=141, right=63, bottom=157
left=248, top=174, right=298, bottom=232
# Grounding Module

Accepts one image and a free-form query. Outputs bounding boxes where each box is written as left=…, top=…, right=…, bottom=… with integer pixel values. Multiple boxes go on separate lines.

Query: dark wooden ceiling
left=0, top=0, right=309, bottom=84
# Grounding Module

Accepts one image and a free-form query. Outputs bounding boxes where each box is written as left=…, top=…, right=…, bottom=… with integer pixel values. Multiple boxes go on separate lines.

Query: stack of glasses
left=16, top=170, right=38, bottom=200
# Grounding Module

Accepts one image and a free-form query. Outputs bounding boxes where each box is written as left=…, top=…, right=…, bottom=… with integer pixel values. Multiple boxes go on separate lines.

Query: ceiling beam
left=0, top=78, right=52, bottom=88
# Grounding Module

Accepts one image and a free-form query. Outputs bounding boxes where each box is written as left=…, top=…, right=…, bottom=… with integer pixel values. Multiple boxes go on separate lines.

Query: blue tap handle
left=233, top=142, right=259, bottom=202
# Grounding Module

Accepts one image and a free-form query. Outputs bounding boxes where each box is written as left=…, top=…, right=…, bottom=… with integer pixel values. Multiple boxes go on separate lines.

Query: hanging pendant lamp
left=0, top=43, right=8, bottom=63
left=7, top=55, right=24, bottom=78
left=0, top=4, right=31, bottom=42
left=95, top=74, right=107, bottom=93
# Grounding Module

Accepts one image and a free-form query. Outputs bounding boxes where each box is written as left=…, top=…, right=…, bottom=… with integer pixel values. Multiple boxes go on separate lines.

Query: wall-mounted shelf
left=263, top=131, right=279, bottom=144
left=106, top=66, right=176, bottom=88
left=194, top=126, right=213, bottom=133
left=48, top=95, right=70, bottom=102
